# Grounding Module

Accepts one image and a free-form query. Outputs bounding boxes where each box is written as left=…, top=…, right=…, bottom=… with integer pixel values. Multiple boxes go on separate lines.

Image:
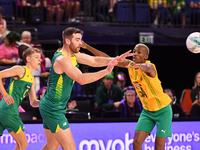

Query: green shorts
left=135, top=104, right=172, bottom=137
left=39, top=107, right=69, bottom=133
left=0, top=112, right=24, bottom=136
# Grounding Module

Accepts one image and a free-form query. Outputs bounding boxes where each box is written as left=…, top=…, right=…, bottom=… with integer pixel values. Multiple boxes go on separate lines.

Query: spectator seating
left=116, top=1, right=134, bottom=23
left=135, top=3, right=150, bottom=24
left=0, top=0, right=13, bottom=16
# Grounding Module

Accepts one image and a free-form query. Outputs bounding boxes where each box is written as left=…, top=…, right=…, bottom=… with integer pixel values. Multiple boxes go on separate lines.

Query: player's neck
left=61, top=46, right=74, bottom=57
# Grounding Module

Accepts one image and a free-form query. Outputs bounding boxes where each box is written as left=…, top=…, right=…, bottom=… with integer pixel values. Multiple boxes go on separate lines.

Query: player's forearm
left=77, top=69, right=109, bottom=85
left=30, top=99, right=40, bottom=107
left=92, top=57, right=113, bottom=67
left=0, top=59, right=16, bottom=65
left=85, top=44, right=110, bottom=57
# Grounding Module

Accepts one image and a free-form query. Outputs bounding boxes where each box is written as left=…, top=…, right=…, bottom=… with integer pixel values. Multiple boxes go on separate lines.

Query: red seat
left=180, top=89, right=193, bottom=115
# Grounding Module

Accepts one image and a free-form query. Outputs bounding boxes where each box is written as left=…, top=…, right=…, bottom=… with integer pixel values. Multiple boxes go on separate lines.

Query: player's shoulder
left=11, top=65, right=24, bottom=71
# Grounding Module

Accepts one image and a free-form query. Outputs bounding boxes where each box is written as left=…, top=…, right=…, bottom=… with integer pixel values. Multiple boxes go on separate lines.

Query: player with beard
left=39, top=27, right=132, bottom=150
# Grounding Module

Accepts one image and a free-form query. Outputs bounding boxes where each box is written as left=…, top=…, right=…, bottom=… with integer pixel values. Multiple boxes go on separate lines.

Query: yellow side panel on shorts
left=16, top=126, right=22, bottom=134
left=55, top=124, right=60, bottom=133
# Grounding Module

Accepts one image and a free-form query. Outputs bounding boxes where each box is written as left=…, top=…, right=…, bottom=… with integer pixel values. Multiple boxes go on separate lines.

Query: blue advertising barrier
left=1, top=121, right=200, bottom=150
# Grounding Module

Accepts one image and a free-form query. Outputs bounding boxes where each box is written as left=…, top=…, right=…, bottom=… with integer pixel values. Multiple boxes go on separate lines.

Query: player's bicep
left=148, top=64, right=156, bottom=77
left=0, top=66, right=24, bottom=79
left=58, top=57, right=83, bottom=83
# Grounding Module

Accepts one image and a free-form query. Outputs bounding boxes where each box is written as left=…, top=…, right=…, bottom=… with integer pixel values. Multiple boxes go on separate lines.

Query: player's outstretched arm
left=81, top=41, right=132, bottom=68
left=28, top=79, right=40, bottom=107
left=0, top=66, right=24, bottom=105
left=81, top=41, right=110, bottom=57
left=76, top=50, right=132, bottom=67
left=56, top=55, right=119, bottom=85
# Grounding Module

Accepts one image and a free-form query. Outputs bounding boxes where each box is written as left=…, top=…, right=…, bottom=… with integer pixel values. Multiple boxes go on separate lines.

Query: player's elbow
left=77, top=80, right=86, bottom=85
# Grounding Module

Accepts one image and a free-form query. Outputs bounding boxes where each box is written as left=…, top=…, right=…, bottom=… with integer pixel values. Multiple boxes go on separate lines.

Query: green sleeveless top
left=40, top=50, right=79, bottom=113
left=0, top=66, right=33, bottom=115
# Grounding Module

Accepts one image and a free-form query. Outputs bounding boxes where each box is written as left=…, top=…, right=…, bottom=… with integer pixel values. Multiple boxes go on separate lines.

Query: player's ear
left=144, top=54, right=148, bottom=60
left=65, top=38, right=70, bottom=45
left=26, top=55, right=30, bottom=62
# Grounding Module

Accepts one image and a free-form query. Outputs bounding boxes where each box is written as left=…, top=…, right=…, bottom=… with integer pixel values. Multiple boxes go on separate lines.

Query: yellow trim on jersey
left=55, top=75, right=63, bottom=100
left=16, top=126, right=22, bottom=134
left=55, top=124, right=60, bottom=133
left=20, top=66, right=34, bottom=83
left=8, top=80, right=14, bottom=95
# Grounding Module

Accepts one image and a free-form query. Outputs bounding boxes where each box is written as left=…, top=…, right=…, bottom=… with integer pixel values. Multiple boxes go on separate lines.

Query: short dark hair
left=22, top=47, right=42, bottom=64
left=6, top=31, right=21, bottom=44
left=62, top=27, right=83, bottom=44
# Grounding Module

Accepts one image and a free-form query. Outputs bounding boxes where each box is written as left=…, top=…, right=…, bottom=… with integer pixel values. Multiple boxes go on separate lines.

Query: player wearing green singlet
left=38, top=27, right=132, bottom=150
left=39, top=49, right=79, bottom=133
left=0, top=47, right=41, bottom=150
left=0, top=66, right=33, bottom=116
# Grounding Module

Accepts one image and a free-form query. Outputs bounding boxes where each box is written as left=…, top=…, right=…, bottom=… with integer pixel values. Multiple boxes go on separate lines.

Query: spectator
left=0, top=6, right=8, bottom=44
left=115, top=71, right=127, bottom=91
left=171, top=0, right=186, bottom=28
left=190, top=72, right=200, bottom=102
left=0, top=31, right=20, bottom=65
left=149, top=0, right=169, bottom=27
left=118, top=86, right=143, bottom=118
left=21, top=31, right=32, bottom=46
left=17, top=0, right=46, bottom=23
left=164, top=88, right=186, bottom=118
left=190, top=91, right=200, bottom=117
left=20, top=31, right=50, bottom=92
left=46, top=0, right=63, bottom=23
left=189, top=0, right=200, bottom=26
left=95, top=71, right=123, bottom=111
left=60, top=0, right=80, bottom=23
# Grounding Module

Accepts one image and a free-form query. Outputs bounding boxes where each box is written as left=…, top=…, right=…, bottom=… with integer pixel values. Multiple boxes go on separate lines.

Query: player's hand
left=125, top=61, right=140, bottom=69
left=81, top=40, right=87, bottom=49
left=117, top=50, right=133, bottom=62
left=4, top=95, right=14, bottom=105
left=106, top=56, right=119, bottom=73
left=68, top=100, right=77, bottom=109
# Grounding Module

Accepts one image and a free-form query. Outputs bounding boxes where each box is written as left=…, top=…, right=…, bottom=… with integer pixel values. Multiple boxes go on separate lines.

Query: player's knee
left=17, top=140, right=28, bottom=149
left=133, top=139, right=142, bottom=148
left=155, top=143, right=165, bottom=150
left=46, top=143, right=60, bottom=150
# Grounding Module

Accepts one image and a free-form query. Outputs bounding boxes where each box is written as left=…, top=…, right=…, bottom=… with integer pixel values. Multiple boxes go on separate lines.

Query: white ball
left=186, top=32, right=200, bottom=53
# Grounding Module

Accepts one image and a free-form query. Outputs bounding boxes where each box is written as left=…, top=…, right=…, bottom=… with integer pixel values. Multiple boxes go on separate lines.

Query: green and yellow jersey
left=0, top=66, right=33, bottom=115
left=40, top=49, right=79, bottom=114
left=128, top=61, right=171, bottom=111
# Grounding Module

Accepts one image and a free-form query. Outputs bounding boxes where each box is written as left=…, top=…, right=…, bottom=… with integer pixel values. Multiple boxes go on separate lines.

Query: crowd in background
left=1, top=0, right=200, bottom=27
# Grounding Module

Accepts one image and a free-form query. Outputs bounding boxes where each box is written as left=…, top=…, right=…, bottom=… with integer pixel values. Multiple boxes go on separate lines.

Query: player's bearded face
left=69, top=34, right=82, bottom=53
